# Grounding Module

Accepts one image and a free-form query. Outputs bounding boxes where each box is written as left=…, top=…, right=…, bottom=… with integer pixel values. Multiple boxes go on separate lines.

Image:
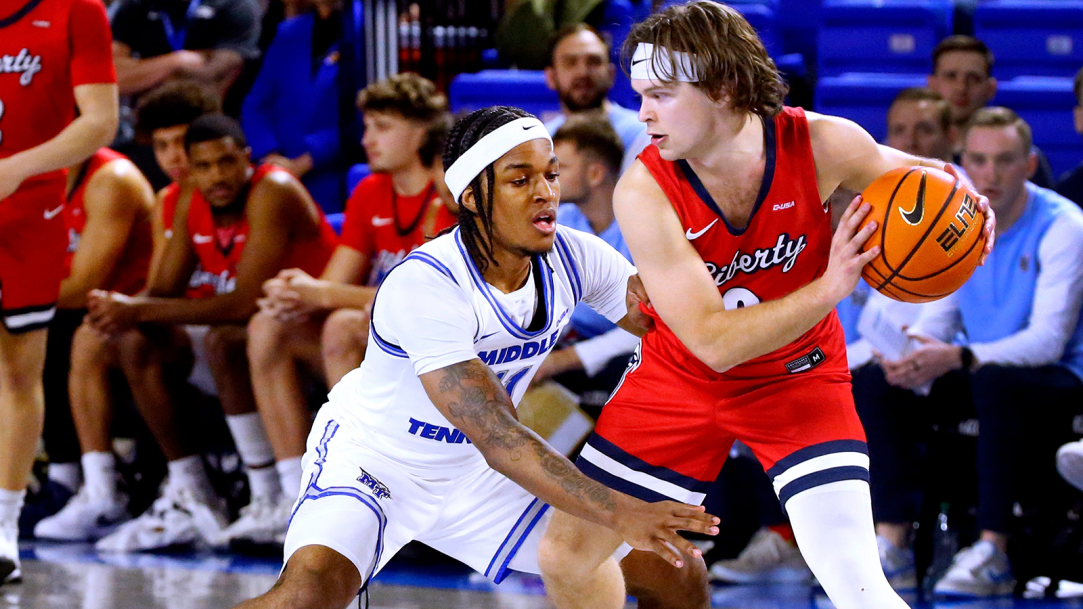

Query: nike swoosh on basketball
left=192, top=234, right=214, bottom=244
left=371, top=216, right=394, bottom=227
left=685, top=219, right=718, bottom=240
left=899, top=171, right=927, bottom=226
left=43, top=205, right=64, bottom=220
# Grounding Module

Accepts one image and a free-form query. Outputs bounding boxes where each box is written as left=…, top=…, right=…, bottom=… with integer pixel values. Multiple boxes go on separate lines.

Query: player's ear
left=460, top=186, right=478, bottom=215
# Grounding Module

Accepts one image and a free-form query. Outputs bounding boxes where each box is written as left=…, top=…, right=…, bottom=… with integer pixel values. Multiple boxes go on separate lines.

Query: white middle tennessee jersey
left=322, top=225, right=637, bottom=472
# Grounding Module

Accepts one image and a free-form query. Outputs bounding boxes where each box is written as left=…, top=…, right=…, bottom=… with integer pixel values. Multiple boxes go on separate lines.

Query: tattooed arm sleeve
left=419, top=358, right=623, bottom=528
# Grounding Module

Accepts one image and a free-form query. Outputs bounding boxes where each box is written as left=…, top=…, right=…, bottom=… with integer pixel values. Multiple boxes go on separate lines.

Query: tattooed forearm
left=424, top=359, right=618, bottom=519
left=534, top=441, right=618, bottom=511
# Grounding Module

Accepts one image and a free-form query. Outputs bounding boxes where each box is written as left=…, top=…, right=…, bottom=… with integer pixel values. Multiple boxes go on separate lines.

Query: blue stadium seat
left=974, top=1, right=1083, bottom=79
left=818, top=0, right=952, bottom=76
left=326, top=212, right=345, bottom=236
left=346, top=163, right=370, bottom=195
left=449, top=71, right=560, bottom=121
left=995, top=77, right=1082, bottom=177
left=814, top=73, right=926, bottom=142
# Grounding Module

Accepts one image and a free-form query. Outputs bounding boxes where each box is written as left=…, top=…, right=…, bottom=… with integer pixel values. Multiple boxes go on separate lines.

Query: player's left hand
left=942, top=164, right=995, bottom=265
left=0, top=158, right=30, bottom=201
left=86, top=289, right=139, bottom=335
left=881, top=335, right=962, bottom=389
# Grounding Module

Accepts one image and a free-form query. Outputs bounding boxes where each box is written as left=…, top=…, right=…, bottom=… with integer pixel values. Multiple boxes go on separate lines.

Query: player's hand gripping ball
left=858, top=167, right=987, bottom=303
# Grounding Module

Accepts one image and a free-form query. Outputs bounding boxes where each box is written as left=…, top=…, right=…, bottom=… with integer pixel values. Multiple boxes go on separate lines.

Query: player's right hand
left=614, top=499, right=719, bottom=569
left=819, top=194, right=881, bottom=306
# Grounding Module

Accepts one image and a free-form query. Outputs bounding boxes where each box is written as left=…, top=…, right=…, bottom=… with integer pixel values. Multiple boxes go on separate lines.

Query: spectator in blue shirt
left=878, top=107, right=1083, bottom=597
left=242, top=0, right=349, bottom=212
left=543, top=24, right=648, bottom=173
left=1054, top=67, right=1083, bottom=208
left=533, top=115, right=639, bottom=414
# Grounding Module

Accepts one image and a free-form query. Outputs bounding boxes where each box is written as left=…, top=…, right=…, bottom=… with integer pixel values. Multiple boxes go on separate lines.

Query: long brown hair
left=622, top=0, right=788, bottom=116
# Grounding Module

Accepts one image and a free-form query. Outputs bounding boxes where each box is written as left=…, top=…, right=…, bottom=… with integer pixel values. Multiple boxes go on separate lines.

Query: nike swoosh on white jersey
left=192, top=234, right=215, bottom=244
left=43, top=205, right=64, bottom=220
left=372, top=216, right=394, bottom=227
left=685, top=219, right=718, bottom=240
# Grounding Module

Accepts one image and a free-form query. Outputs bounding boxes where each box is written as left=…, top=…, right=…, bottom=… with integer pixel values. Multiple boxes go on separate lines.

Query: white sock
left=275, top=458, right=303, bottom=501
left=167, top=456, right=215, bottom=501
left=80, top=452, right=117, bottom=499
left=225, top=413, right=276, bottom=468
left=0, top=488, right=25, bottom=525
left=786, top=480, right=911, bottom=609
left=225, top=413, right=282, bottom=501
left=48, top=462, right=82, bottom=494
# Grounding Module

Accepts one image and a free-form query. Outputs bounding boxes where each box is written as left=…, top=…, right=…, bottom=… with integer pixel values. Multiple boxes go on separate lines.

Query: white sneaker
left=34, top=487, right=130, bottom=541
left=709, top=528, right=814, bottom=584
left=934, top=540, right=1016, bottom=597
left=95, top=483, right=228, bottom=552
left=876, top=535, right=917, bottom=590
left=212, top=494, right=292, bottom=548
left=0, top=519, right=19, bottom=584
left=1058, top=441, right=1083, bottom=491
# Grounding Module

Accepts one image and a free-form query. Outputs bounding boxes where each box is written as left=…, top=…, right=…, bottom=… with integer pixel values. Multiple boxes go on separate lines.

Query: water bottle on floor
left=924, top=502, right=959, bottom=592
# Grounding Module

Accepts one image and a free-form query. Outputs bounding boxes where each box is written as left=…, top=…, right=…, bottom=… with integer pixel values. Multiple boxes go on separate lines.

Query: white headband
left=630, top=43, right=700, bottom=83
left=445, top=117, right=552, bottom=204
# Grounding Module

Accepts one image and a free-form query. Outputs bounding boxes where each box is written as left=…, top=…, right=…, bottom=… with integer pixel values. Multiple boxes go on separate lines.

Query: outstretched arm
left=420, top=359, right=717, bottom=566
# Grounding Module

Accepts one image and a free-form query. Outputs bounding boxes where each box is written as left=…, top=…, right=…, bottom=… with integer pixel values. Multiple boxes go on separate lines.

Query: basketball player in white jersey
left=234, top=106, right=719, bottom=609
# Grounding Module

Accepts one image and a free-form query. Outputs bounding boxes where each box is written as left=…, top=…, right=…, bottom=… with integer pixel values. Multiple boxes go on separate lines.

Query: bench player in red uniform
left=0, top=0, right=118, bottom=583
left=537, top=3, right=996, bottom=609
left=85, top=115, right=338, bottom=552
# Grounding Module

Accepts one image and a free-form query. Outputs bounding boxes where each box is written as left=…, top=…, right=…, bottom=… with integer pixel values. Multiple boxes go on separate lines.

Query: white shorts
left=283, top=408, right=551, bottom=586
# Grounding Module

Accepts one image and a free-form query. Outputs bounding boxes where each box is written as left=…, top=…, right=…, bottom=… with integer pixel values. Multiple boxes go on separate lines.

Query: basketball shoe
left=876, top=535, right=917, bottom=590
left=212, top=493, right=292, bottom=547
left=34, top=487, right=130, bottom=541
left=709, top=527, right=814, bottom=584
left=95, top=481, right=227, bottom=552
left=0, top=518, right=19, bottom=584
left=934, top=540, right=1015, bottom=597
left=1057, top=440, right=1083, bottom=491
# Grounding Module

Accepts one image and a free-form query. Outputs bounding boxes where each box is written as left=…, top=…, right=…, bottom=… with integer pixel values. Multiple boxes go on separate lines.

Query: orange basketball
left=858, top=166, right=986, bottom=303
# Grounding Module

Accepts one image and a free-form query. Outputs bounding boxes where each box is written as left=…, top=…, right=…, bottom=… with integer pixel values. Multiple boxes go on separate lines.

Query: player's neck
left=685, top=112, right=762, bottom=176
left=577, top=188, right=616, bottom=235
left=390, top=162, right=432, bottom=197
left=481, top=247, right=533, bottom=294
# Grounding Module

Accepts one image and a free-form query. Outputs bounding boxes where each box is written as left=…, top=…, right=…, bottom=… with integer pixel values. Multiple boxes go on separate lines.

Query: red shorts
left=577, top=342, right=869, bottom=510
left=0, top=181, right=67, bottom=333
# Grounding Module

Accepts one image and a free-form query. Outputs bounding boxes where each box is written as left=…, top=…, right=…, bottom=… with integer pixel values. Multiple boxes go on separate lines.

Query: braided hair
left=442, top=106, right=535, bottom=273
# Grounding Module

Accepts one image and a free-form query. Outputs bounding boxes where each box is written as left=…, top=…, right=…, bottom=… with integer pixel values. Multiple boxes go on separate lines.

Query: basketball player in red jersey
left=29, top=147, right=156, bottom=535
left=0, top=0, right=118, bottom=583
left=235, top=74, right=454, bottom=546
left=34, top=83, right=226, bottom=547
left=84, top=115, right=338, bottom=553
left=537, top=4, right=996, bottom=609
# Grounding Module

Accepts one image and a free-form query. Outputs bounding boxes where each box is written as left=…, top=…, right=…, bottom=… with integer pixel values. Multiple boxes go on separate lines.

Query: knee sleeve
left=786, top=480, right=911, bottom=609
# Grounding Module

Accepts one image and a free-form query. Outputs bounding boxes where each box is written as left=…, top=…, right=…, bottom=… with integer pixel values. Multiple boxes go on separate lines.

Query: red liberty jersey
left=160, top=182, right=205, bottom=298
left=64, top=148, right=152, bottom=295
left=185, top=165, right=338, bottom=298
left=638, top=106, right=847, bottom=382
left=340, top=174, right=456, bottom=286
left=0, top=0, right=116, bottom=195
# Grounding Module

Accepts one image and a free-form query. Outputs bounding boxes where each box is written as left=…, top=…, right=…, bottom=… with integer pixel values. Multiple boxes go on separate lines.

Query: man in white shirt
left=234, top=106, right=718, bottom=609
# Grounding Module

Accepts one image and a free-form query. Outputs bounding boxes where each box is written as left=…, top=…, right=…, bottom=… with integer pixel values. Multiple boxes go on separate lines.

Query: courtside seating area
left=442, top=0, right=1083, bottom=178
